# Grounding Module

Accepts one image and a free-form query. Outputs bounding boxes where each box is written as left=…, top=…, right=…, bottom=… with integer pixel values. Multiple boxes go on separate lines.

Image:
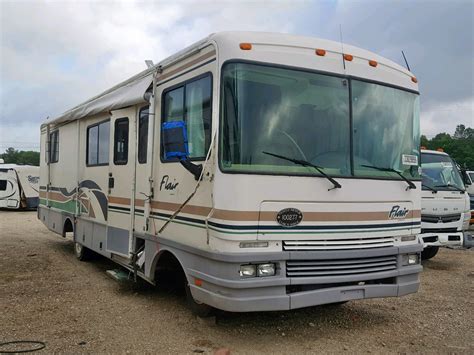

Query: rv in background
left=39, top=32, right=423, bottom=315
left=0, top=163, right=39, bottom=209
left=420, top=149, right=472, bottom=259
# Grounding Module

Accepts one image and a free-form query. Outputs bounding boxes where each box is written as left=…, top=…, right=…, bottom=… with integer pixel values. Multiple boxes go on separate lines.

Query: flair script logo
left=389, top=205, right=410, bottom=219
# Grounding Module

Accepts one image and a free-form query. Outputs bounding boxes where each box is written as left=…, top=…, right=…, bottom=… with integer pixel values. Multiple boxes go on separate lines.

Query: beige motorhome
left=39, top=32, right=423, bottom=315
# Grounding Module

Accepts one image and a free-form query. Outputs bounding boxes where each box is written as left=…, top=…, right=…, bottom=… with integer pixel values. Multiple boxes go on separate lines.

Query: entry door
left=106, top=107, right=136, bottom=256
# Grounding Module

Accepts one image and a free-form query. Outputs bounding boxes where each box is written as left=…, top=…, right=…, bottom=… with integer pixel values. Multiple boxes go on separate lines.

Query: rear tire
left=74, top=242, right=92, bottom=261
left=184, top=278, right=214, bottom=317
left=421, top=246, right=439, bottom=260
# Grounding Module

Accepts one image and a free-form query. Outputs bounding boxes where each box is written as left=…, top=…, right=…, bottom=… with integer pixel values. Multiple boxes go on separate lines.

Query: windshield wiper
left=262, top=151, right=342, bottom=191
left=361, top=165, right=416, bottom=190
left=434, top=184, right=465, bottom=193
left=422, top=184, right=438, bottom=193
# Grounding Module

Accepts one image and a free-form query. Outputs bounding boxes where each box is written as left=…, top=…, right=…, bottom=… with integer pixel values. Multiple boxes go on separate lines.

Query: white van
left=420, top=149, right=472, bottom=259
left=0, top=164, right=40, bottom=209
left=38, top=32, right=423, bottom=315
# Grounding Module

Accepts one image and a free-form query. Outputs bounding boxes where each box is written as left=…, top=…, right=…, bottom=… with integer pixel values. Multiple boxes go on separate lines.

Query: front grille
left=421, top=214, right=461, bottom=224
left=286, top=255, right=398, bottom=278
left=421, top=228, right=458, bottom=234
left=283, top=236, right=394, bottom=251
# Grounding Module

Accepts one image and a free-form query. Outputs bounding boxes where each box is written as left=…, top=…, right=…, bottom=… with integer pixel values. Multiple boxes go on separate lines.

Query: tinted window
left=0, top=180, right=7, bottom=191
left=87, top=120, right=110, bottom=166
left=138, top=107, right=149, bottom=164
left=49, top=130, right=59, bottom=163
left=162, top=74, right=212, bottom=161
left=114, top=118, right=129, bottom=165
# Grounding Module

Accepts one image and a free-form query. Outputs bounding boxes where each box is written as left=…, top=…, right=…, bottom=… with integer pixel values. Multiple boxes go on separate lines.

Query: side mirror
left=162, top=121, right=202, bottom=180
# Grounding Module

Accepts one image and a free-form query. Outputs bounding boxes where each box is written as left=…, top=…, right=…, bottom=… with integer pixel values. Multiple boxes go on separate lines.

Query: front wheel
left=74, top=242, right=93, bottom=261
left=421, top=246, right=439, bottom=260
left=184, top=279, right=214, bottom=317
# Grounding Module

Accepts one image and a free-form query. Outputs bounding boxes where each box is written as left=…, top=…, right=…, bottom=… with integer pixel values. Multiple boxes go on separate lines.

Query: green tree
left=1, top=147, right=40, bottom=166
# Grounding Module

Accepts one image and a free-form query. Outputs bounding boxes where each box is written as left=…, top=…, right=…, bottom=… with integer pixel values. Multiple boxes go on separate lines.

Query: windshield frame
left=218, top=59, right=421, bottom=181
left=421, top=152, right=466, bottom=192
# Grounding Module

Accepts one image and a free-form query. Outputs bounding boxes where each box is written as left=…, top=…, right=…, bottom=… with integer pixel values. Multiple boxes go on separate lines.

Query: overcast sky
left=1, top=0, right=473, bottom=151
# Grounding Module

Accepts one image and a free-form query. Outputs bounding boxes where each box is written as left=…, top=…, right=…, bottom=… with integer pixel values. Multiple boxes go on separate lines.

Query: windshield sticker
left=402, top=154, right=418, bottom=166
left=441, top=162, right=453, bottom=168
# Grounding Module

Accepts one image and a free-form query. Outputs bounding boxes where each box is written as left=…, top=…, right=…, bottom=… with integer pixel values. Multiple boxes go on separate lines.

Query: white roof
left=421, top=149, right=448, bottom=156
left=0, top=164, right=39, bottom=171
left=44, top=31, right=416, bottom=127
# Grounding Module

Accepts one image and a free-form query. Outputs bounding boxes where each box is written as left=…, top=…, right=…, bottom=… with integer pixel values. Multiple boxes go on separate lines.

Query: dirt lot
left=1, top=211, right=473, bottom=354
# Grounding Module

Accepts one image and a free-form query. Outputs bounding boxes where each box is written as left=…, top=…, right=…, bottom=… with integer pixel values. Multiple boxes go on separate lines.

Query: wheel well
left=62, top=218, right=74, bottom=238
left=153, top=251, right=185, bottom=287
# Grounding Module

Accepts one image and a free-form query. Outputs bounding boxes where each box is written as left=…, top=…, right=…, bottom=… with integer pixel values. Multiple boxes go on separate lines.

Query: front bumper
left=421, top=231, right=471, bottom=248
left=186, top=244, right=422, bottom=312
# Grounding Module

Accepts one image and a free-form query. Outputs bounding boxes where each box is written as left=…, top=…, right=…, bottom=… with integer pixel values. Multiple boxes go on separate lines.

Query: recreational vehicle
left=39, top=32, right=423, bottom=315
left=420, top=149, right=472, bottom=259
left=0, top=164, right=39, bottom=210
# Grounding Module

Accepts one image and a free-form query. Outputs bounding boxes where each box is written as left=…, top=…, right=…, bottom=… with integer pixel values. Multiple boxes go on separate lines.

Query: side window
left=49, top=130, right=59, bottom=163
left=0, top=180, right=7, bottom=191
left=138, top=107, right=149, bottom=164
left=114, top=118, right=129, bottom=165
left=161, top=73, right=212, bottom=161
left=87, top=120, right=110, bottom=166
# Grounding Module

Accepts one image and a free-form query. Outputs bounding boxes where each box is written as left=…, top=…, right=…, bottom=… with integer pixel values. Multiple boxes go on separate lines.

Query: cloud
left=421, top=97, right=474, bottom=137
left=0, top=0, right=473, bottom=151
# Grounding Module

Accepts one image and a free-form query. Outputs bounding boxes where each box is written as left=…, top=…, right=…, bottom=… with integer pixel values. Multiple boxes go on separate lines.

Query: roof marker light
left=420, top=146, right=427, bottom=150
left=344, top=54, right=353, bottom=61
left=437, top=148, right=444, bottom=152
left=369, top=60, right=378, bottom=67
left=411, top=76, right=418, bottom=83
left=315, top=49, right=326, bottom=56
left=239, top=43, right=252, bottom=50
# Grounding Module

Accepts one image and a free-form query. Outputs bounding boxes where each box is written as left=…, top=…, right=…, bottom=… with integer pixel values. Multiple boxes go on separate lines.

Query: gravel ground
left=1, top=210, right=473, bottom=354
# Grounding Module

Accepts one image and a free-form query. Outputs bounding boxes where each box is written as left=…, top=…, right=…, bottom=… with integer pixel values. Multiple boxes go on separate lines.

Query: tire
left=421, top=246, right=439, bottom=260
left=74, top=242, right=92, bottom=261
left=184, top=278, right=214, bottom=317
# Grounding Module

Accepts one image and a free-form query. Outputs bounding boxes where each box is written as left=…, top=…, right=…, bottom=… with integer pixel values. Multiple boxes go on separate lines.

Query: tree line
left=421, top=124, right=474, bottom=170
left=1, top=124, right=473, bottom=169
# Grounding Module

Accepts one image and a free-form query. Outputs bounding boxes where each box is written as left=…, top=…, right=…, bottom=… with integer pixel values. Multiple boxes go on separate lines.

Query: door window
left=138, top=107, right=149, bottom=164
left=114, top=118, right=129, bottom=165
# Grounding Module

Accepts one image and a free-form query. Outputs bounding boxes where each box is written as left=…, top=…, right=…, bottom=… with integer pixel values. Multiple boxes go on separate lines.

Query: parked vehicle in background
left=0, top=164, right=39, bottom=209
left=420, top=149, right=472, bottom=259
left=465, top=170, right=474, bottom=195
left=38, top=32, right=423, bottom=315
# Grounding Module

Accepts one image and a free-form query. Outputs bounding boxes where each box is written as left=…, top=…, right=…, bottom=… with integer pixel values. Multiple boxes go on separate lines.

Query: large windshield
left=421, top=153, right=465, bottom=191
left=220, top=62, right=420, bottom=180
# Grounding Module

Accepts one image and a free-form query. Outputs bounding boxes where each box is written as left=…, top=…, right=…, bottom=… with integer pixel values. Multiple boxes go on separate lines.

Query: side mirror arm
left=180, top=158, right=203, bottom=181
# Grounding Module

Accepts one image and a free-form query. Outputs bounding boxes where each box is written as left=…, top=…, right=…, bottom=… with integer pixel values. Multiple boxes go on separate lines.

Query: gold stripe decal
left=110, top=196, right=421, bottom=223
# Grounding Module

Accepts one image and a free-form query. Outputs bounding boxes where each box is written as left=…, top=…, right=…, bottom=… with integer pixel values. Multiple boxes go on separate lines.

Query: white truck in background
left=420, top=149, right=473, bottom=259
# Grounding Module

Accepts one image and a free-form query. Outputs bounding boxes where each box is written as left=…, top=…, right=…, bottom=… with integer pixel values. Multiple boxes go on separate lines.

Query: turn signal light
left=369, top=60, right=378, bottom=67
left=239, top=43, right=252, bottom=50
left=343, top=54, right=353, bottom=61
left=315, top=49, right=326, bottom=56
left=411, top=76, right=418, bottom=83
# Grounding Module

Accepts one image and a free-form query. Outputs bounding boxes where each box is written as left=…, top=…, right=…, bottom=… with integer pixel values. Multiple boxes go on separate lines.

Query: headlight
left=239, top=264, right=256, bottom=278
left=257, top=263, right=276, bottom=277
left=401, top=235, right=417, bottom=242
left=407, top=254, right=419, bottom=265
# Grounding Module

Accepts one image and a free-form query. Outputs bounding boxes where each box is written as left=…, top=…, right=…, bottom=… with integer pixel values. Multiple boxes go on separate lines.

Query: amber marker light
left=344, top=54, right=353, bottom=61
left=239, top=43, right=252, bottom=50
left=369, top=60, right=378, bottom=67
left=411, top=76, right=418, bottom=83
left=436, top=148, right=444, bottom=152
left=315, top=49, right=326, bottom=56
